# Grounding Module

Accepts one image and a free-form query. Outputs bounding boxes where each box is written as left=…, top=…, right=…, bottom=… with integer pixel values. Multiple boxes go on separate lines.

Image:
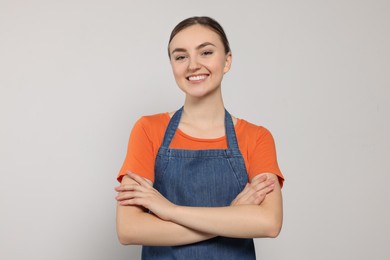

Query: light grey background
left=1, top=0, right=389, bottom=259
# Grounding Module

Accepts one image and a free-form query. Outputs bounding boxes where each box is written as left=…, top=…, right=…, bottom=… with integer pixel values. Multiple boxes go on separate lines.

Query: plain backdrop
left=1, top=0, right=389, bottom=259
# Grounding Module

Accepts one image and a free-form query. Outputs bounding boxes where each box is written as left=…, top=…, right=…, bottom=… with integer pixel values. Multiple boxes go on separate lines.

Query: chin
left=177, top=81, right=221, bottom=97
left=185, top=88, right=221, bottom=100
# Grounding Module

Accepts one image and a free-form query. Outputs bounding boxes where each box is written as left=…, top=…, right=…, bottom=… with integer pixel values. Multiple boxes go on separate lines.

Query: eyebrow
left=170, top=42, right=216, bottom=55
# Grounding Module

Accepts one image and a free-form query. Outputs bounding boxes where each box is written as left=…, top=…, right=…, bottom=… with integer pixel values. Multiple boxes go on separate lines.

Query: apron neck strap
left=161, top=106, right=239, bottom=150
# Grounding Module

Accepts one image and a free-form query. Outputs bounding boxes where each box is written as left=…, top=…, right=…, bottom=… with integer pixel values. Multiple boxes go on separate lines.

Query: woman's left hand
left=115, top=172, right=176, bottom=221
left=230, top=173, right=275, bottom=206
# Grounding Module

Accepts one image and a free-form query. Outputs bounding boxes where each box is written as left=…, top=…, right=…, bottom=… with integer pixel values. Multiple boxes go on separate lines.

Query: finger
left=115, top=184, right=145, bottom=192
left=116, top=191, right=136, bottom=201
left=115, top=184, right=131, bottom=192
left=115, top=185, right=126, bottom=191
left=252, top=183, right=275, bottom=204
left=235, top=183, right=250, bottom=200
left=127, top=172, right=152, bottom=188
left=252, top=178, right=275, bottom=193
left=253, top=192, right=267, bottom=205
left=251, top=174, right=268, bottom=185
left=116, top=190, right=147, bottom=201
left=235, top=188, right=263, bottom=205
left=239, top=179, right=273, bottom=203
left=243, top=180, right=266, bottom=196
left=115, top=179, right=141, bottom=190
left=231, top=183, right=252, bottom=205
left=248, top=177, right=268, bottom=191
left=233, top=177, right=273, bottom=205
left=235, top=186, right=258, bottom=204
left=265, top=183, right=275, bottom=194
left=234, top=186, right=257, bottom=204
left=120, top=198, right=143, bottom=206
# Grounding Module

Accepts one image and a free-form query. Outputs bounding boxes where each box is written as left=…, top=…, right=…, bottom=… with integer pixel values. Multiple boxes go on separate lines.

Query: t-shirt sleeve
left=117, top=117, right=156, bottom=183
left=248, top=127, right=284, bottom=187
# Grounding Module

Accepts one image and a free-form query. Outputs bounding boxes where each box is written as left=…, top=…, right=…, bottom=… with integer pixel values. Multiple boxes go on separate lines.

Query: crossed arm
left=115, top=172, right=282, bottom=246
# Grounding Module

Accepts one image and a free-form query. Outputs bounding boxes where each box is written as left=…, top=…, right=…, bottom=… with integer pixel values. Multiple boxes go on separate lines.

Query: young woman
left=115, top=16, right=284, bottom=259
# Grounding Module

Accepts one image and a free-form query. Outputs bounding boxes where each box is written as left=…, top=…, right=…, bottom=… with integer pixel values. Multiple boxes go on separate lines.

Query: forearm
left=116, top=203, right=215, bottom=246
left=170, top=199, right=282, bottom=238
left=168, top=174, right=283, bottom=238
left=116, top=175, right=215, bottom=246
left=117, top=173, right=283, bottom=243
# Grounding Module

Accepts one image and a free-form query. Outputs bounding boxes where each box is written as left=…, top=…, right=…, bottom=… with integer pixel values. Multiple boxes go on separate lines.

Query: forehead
left=169, top=25, right=223, bottom=50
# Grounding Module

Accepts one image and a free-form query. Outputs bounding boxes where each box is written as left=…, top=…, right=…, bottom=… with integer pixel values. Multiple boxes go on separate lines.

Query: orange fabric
left=118, top=112, right=284, bottom=187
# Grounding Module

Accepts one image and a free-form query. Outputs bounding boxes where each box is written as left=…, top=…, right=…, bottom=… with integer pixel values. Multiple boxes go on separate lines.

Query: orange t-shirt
left=118, top=112, right=284, bottom=187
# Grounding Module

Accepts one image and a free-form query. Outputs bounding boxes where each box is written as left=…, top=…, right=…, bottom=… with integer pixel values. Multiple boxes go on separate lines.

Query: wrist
left=168, top=204, right=183, bottom=223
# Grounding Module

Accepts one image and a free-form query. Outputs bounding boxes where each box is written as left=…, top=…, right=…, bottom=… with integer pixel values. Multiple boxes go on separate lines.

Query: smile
left=187, top=74, right=208, bottom=82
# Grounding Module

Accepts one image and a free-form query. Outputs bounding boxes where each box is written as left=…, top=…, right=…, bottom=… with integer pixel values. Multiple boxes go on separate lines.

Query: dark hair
left=168, top=16, right=231, bottom=58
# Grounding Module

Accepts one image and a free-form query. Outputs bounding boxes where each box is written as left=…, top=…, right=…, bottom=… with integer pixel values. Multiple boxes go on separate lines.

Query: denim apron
left=142, top=107, right=256, bottom=259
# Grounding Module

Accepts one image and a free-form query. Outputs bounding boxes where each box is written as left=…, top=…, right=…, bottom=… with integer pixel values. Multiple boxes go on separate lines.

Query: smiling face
left=168, top=25, right=232, bottom=99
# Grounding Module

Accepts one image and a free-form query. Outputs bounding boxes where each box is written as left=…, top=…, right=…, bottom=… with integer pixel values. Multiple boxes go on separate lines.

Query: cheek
left=171, top=64, right=186, bottom=79
left=209, top=55, right=227, bottom=69
left=207, top=60, right=226, bottom=74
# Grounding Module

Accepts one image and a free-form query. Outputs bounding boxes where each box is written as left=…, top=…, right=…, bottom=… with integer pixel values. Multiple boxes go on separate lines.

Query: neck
left=182, top=90, right=225, bottom=127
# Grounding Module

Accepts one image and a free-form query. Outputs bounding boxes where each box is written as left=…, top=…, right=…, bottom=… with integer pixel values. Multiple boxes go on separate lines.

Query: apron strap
left=160, top=106, right=183, bottom=148
left=160, top=106, right=240, bottom=153
left=224, top=109, right=241, bottom=153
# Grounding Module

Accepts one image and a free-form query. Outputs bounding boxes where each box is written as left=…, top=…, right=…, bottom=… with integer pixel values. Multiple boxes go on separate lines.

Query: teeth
left=189, top=75, right=207, bottom=81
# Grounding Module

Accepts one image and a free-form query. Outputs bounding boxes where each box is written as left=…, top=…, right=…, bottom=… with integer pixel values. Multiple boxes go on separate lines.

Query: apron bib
left=142, top=107, right=256, bottom=260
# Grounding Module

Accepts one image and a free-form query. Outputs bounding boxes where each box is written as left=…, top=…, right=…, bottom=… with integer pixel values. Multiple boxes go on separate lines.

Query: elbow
left=265, top=217, right=283, bottom=238
left=117, top=230, right=141, bottom=246
left=118, top=237, right=128, bottom=246
left=116, top=207, right=145, bottom=245
left=117, top=223, right=141, bottom=245
left=266, top=223, right=282, bottom=238
left=117, top=232, right=131, bottom=246
left=117, top=229, right=132, bottom=245
left=255, top=213, right=282, bottom=238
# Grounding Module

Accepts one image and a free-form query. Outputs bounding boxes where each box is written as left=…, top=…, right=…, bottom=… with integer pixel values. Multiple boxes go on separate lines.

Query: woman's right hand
left=116, top=172, right=178, bottom=222
left=230, top=173, right=275, bottom=206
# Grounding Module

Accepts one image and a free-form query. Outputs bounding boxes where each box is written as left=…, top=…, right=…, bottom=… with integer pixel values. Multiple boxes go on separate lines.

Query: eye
left=201, top=50, right=213, bottom=56
left=174, top=55, right=187, bottom=61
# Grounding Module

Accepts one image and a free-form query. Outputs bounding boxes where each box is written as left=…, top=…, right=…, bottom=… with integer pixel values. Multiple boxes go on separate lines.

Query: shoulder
left=134, top=112, right=170, bottom=131
left=131, top=112, right=170, bottom=142
left=236, top=118, right=273, bottom=140
left=137, top=112, right=169, bottom=126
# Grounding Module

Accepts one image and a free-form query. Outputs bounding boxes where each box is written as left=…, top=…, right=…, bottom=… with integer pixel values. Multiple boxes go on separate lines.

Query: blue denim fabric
left=142, top=107, right=256, bottom=260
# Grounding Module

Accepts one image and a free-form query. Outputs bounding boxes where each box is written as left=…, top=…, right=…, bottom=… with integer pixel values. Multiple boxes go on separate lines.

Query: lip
left=186, top=73, right=209, bottom=82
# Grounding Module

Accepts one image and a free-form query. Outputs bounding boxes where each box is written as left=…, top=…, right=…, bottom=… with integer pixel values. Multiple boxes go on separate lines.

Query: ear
left=223, top=52, right=232, bottom=74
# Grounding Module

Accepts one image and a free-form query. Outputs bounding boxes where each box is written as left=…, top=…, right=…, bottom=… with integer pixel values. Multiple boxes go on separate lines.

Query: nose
left=188, top=57, right=201, bottom=71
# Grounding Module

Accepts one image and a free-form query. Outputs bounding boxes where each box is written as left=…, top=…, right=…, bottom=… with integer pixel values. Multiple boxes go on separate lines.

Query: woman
left=115, top=16, right=284, bottom=259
